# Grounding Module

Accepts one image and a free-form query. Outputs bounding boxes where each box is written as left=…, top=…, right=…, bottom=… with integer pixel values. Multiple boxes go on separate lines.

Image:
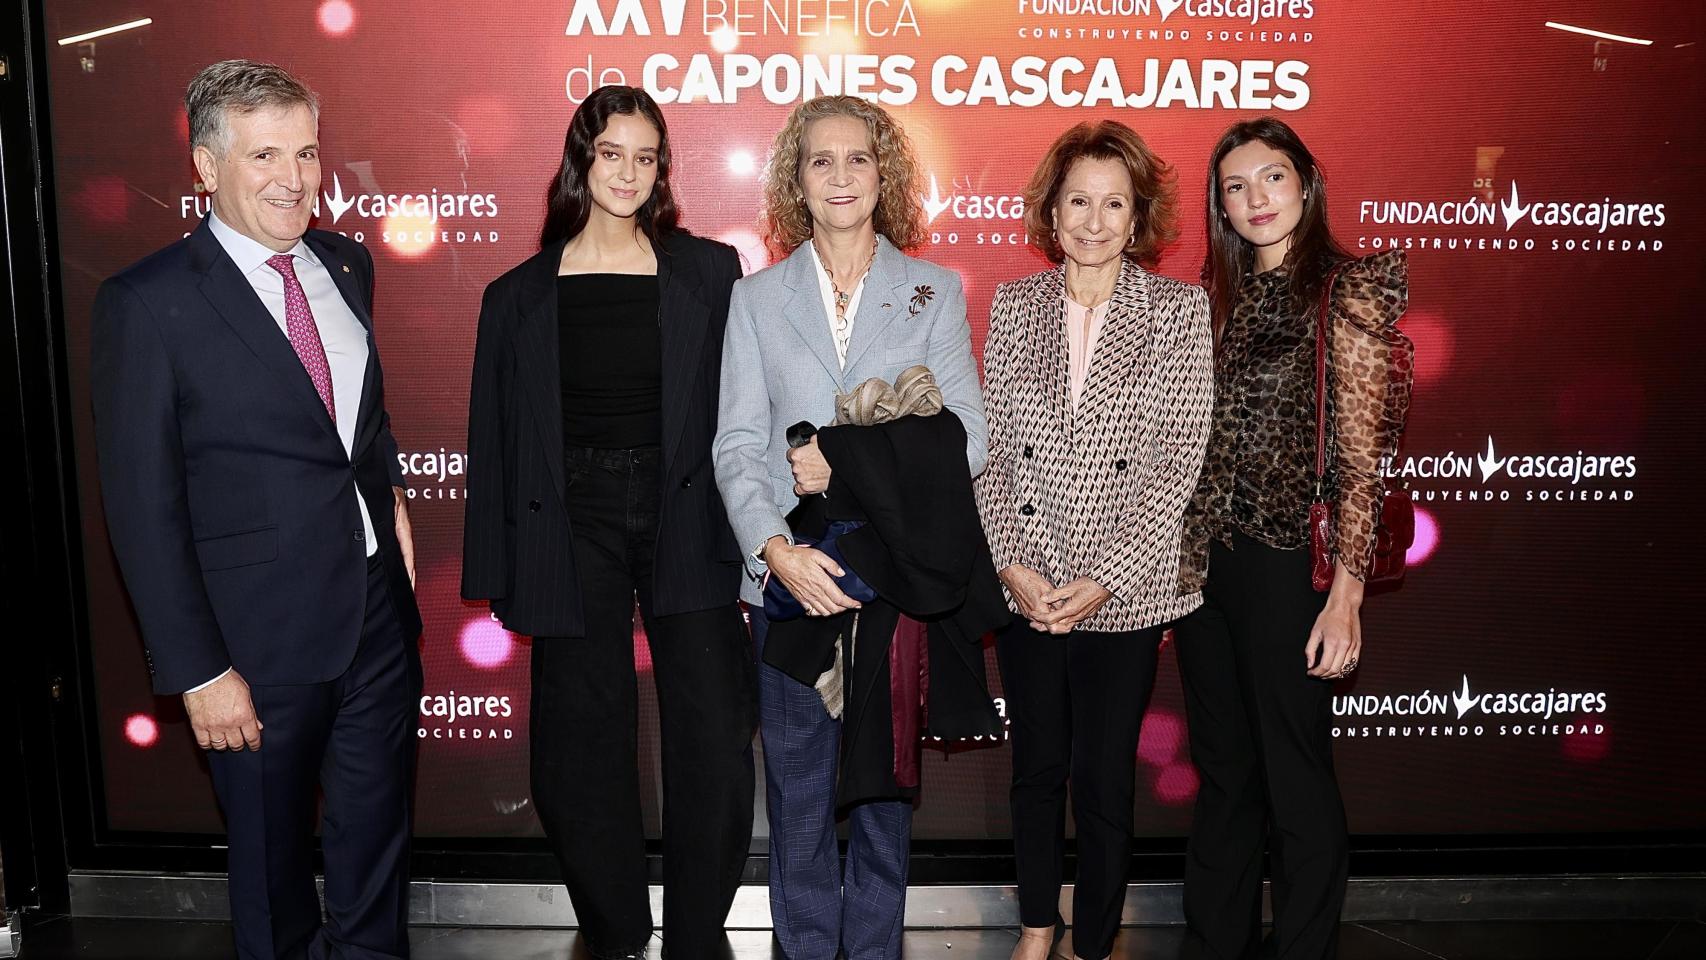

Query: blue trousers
left=208, top=554, right=421, bottom=960
left=751, top=608, right=911, bottom=960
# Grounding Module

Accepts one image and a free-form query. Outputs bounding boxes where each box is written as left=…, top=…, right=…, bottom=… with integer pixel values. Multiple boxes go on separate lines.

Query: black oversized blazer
left=461, top=230, right=744, bottom=636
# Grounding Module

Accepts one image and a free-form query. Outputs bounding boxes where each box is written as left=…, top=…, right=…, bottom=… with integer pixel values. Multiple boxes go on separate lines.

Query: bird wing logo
left=324, top=172, right=357, bottom=224
left=1499, top=180, right=1529, bottom=231
left=921, top=173, right=952, bottom=225
left=1157, top=0, right=1185, bottom=20
left=1476, top=436, right=1504, bottom=483
left=1452, top=675, right=1479, bottom=719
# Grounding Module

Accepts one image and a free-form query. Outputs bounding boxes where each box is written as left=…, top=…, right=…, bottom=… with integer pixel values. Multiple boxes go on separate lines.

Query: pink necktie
left=266, top=253, right=335, bottom=420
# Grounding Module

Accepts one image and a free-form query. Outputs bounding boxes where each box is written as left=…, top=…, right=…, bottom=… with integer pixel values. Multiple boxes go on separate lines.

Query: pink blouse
left=1065, top=296, right=1112, bottom=410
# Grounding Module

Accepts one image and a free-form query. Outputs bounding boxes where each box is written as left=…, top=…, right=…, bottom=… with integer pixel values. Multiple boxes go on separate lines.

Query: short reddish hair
left=1023, top=121, right=1177, bottom=267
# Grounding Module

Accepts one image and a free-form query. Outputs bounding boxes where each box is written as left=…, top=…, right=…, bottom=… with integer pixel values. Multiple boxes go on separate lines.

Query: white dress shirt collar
left=207, top=210, right=319, bottom=276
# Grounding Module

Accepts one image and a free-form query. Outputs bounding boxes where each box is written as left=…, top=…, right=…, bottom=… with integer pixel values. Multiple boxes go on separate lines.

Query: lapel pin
left=907, top=284, right=935, bottom=319
left=881, top=303, right=891, bottom=309
left=342, top=265, right=351, bottom=273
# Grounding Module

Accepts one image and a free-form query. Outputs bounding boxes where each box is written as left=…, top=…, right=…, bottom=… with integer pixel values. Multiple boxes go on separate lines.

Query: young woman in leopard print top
left=1175, top=118, right=1413, bottom=960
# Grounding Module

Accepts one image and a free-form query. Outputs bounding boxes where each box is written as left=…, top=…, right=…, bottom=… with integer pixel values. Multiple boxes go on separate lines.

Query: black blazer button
left=680, top=477, right=693, bottom=489
left=529, top=499, right=541, bottom=512
left=353, top=530, right=365, bottom=541
left=1023, top=445, right=1034, bottom=459
left=1115, top=458, right=1129, bottom=471
left=1019, top=503, right=1035, bottom=516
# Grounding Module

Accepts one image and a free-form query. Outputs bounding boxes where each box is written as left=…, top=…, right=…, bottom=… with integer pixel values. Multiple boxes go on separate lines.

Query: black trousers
left=1174, top=532, right=1348, bottom=960
left=995, top=617, right=1164, bottom=960
left=530, top=445, right=755, bottom=959
left=208, top=554, right=422, bottom=960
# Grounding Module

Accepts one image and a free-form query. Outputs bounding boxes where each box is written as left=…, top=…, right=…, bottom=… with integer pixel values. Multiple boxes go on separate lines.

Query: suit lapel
left=840, top=235, right=907, bottom=374
left=189, top=221, right=341, bottom=446
left=654, top=234, right=710, bottom=473
left=307, top=232, right=381, bottom=453
left=780, top=243, right=845, bottom=389
left=1029, top=266, right=1073, bottom=435
left=514, top=242, right=567, bottom=503
left=1075, top=259, right=1151, bottom=431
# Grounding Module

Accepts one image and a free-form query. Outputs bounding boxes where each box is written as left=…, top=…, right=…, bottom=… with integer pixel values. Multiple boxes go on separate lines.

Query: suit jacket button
left=1115, top=458, right=1128, bottom=471
left=1023, top=445, right=1034, bottom=459
left=681, top=477, right=695, bottom=489
left=1019, top=503, right=1035, bottom=516
left=353, top=530, right=365, bottom=541
left=529, top=499, right=542, bottom=512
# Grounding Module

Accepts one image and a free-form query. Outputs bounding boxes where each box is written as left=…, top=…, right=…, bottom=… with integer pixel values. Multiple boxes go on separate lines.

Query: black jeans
left=530, top=445, right=755, bottom=959
left=1175, top=532, right=1347, bottom=960
left=995, top=617, right=1164, bottom=960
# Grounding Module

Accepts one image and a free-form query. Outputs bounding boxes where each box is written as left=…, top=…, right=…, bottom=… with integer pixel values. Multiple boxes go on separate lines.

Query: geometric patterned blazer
left=974, top=257, right=1214, bottom=633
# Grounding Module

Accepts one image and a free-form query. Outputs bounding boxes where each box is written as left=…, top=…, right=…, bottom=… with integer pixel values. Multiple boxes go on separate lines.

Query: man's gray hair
left=185, top=59, right=320, bottom=155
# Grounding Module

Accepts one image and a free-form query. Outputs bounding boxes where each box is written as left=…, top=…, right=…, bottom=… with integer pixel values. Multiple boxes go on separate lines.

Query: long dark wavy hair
left=1202, top=117, right=1349, bottom=339
left=540, top=86, right=679, bottom=248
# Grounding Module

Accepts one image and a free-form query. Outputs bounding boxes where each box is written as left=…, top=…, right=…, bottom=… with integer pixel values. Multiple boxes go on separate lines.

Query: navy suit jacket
left=460, top=230, right=744, bottom=637
left=91, top=218, right=423, bottom=695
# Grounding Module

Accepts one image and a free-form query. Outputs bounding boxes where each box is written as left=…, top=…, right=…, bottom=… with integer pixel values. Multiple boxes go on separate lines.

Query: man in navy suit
left=91, top=60, right=423, bottom=960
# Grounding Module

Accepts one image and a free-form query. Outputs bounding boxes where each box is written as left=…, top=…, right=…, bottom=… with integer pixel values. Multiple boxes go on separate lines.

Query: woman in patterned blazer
left=974, top=121, right=1214, bottom=960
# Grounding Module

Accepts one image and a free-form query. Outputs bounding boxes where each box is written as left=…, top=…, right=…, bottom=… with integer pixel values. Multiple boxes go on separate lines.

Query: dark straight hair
left=539, top=85, right=679, bottom=248
left=1202, top=117, right=1349, bottom=339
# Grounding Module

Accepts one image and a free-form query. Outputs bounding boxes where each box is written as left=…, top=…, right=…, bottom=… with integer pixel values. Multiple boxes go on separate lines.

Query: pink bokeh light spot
left=74, top=175, right=132, bottom=225
left=459, top=616, right=514, bottom=669
left=454, top=95, right=519, bottom=155
left=1561, top=714, right=1611, bottom=763
left=1137, top=710, right=1185, bottom=766
left=1152, top=762, right=1199, bottom=806
left=1406, top=507, right=1439, bottom=566
left=1399, top=310, right=1453, bottom=387
left=318, top=0, right=356, bottom=36
left=124, top=713, right=159, bottom=748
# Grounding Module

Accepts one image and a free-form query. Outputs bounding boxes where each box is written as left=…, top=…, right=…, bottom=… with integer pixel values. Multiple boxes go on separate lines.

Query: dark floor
left=13, top=918, right=1706, bottom=960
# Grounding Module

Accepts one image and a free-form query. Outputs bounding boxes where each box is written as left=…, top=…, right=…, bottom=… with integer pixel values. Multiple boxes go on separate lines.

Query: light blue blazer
left=713, top=235, right=989, bottom=604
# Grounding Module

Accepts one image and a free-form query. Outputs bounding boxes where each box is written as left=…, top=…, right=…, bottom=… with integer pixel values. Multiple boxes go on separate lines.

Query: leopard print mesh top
left=1179, top=249, right=1412, bottom=590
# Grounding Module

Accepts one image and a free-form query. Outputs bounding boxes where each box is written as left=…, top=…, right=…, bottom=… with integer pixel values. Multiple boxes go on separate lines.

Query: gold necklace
left=817, top=235, right=879, bottom=315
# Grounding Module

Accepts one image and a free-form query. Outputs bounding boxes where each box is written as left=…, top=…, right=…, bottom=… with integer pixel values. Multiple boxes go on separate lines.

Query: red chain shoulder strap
left=1313, top=265, right=1342, bottom=493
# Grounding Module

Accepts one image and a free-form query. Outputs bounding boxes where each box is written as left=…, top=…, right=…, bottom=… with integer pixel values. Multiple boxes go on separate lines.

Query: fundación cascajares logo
left=418, top=689, right=515, bottom=741
left=1333, top=675, right=1608, bottom=740
left=1387, top=436, right=1638, bottom=505
left=1017, top=0, right=1316, bottom=27
left=397, top=448, right=468, bottom=501
left=180, top=170, right=501, bottom=247
left=1356, top=179, right=1668, bottom=255
left=919, top=173, right=1028, bottom=248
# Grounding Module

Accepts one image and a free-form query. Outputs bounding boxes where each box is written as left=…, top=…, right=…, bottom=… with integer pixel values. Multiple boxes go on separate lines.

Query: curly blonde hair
left=761, top=96, right=927, bottom=258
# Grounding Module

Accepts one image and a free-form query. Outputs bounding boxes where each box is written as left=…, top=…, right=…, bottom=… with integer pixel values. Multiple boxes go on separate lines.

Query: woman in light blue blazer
left=712, top=95, right=987, bottom=960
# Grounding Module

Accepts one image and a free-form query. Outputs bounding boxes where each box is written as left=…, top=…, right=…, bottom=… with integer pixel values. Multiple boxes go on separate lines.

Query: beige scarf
left=815, top=365, right=944, bottom=718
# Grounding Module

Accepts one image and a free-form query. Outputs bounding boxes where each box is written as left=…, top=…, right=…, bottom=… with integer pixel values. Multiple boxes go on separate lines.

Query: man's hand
left=184, top=669, right=262, bottom=751
left=787, top=436, right=832, bottom=495
left=763, top=535, right=860, bottom=617
left=1032, top=577, right=1113, bottom=635
left=393, top=485, right=415, bottom=587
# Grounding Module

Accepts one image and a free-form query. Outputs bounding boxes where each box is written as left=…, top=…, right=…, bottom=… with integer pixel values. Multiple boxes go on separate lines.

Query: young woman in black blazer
left=461, top=86, right=753, bottom=960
